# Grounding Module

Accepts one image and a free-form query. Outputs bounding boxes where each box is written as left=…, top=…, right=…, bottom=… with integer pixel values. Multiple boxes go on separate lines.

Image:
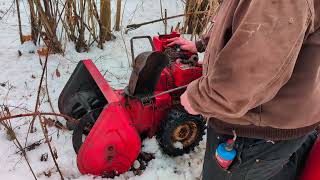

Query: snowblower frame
left=58, top=32, right=206, bottom=176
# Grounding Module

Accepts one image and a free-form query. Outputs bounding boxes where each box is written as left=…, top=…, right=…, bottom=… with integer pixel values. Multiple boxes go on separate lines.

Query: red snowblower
left=58, top=32, right=206, bottom=176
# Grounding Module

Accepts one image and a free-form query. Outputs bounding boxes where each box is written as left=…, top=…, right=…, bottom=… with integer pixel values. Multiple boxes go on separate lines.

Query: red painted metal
left=301, top=137, right=320, bottom=180
left=76, top=32, right=203, bottom=176
left=153, top=32, right=180, bottom=52
left=76, top=88, right=173, bottom=176
left=155, top=68, right=174, bottom=91
left=171, top=61, right=202, bottom=87
left=153, top=32, right=202, bottom=92
left=83, top=60, right=121, bottom=103
left=153, top=32, right=195, bottom=58
left=77, top=103, right=141, bottom=175
left=127, top=93, right=172, bottom=137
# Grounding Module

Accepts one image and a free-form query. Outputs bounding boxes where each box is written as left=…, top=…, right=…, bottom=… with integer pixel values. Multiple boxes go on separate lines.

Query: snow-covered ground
left=0, top=0, right=206, bottom=179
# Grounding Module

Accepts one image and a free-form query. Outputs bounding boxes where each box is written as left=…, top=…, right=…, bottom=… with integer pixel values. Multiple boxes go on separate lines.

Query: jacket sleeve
left=187, top=0, right=311, bottom=119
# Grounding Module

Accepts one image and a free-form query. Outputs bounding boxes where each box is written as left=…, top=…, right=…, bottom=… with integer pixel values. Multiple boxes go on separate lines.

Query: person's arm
left=186, top=0, right=311, bottom=119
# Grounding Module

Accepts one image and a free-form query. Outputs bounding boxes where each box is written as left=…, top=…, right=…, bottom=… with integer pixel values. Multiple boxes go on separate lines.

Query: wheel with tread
left=156, top=109, right=206, bottom=156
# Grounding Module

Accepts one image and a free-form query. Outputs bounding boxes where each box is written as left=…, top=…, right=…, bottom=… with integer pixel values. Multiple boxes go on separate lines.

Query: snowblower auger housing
left=58, top=32, right=205, bottom=176
left=59, top=60, right=142, bottom=176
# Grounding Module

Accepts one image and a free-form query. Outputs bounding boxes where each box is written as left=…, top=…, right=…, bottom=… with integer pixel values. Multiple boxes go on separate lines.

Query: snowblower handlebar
left=130, top=36, right=155, bottom=62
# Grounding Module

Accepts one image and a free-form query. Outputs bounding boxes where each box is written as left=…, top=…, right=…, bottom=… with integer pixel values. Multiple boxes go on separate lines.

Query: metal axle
left=141, top=85, right=188, bottom=103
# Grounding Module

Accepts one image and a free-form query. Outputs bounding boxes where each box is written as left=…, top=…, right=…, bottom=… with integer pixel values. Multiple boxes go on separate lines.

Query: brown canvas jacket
left=188, top=0, right=320, bottom=140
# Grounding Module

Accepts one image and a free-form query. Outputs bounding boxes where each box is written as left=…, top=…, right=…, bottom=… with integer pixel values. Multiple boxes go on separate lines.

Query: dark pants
left=203, top=127, right=318, bottom=180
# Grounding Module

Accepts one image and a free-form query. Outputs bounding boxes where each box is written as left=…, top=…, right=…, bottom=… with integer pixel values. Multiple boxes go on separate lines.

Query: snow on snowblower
left=58, top=32, right=206, bottom=176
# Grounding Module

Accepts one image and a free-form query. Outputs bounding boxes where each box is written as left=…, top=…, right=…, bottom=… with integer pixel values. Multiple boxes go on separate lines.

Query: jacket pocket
left=245, top=158, right=289, bottom=180
left=241, top=140, right=290, bottom=180
left=240, top=139, right=275, bottom=161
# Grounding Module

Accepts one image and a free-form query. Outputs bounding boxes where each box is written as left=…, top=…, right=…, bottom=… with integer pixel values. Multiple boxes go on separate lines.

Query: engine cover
left=171, top=61, right=202, bottom=87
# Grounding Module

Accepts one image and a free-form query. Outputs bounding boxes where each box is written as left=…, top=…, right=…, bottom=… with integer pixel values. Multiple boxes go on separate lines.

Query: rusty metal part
left=140, top=85, right=187, bottom=106
left=164, top=46, right=199, bottom=65
left=128, top=51, right=169, bottom=96
left=142, top=85, right=188, bottom=101
left=164, top=47, right=181, bottom=64
left=172, top=121, right=198, bottom=147
left=178, top=54, right=199, bottom=66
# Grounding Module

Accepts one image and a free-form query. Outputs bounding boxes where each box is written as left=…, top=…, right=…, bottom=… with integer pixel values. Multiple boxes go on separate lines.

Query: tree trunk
left=27, top=0, right=39, bottom=44
left=75, top=0, right=87, bottom=52
left=66, top=0, right=76, bottom=42
left=15, top=0, right=23, bottom=44
left=34, top=0, right=63, bottom=53
left=115, top=0, right=121, bottom=31
left=100, top=0, right=111, bottom=42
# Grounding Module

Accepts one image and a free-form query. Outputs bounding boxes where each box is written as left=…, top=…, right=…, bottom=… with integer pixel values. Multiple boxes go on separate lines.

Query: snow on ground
left=0, top=0, right=206, bottom=179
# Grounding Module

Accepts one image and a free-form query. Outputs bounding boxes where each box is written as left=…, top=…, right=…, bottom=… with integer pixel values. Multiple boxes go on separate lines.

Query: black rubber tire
left=156, top=109, right=206, bottom=156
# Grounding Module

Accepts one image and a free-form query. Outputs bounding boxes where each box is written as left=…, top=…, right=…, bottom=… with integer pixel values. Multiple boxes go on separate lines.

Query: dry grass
left=183, top=0, right=220, bottom=39
left=19, top=0, right=117, bottom=53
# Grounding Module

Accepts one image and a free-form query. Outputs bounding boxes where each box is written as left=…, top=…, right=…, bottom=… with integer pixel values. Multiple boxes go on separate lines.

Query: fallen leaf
left=44, top=170, right=51, bottom=177
left=40, top=153, right=48, bottom=162
left=22, top=35, right=32, bottom=43
left=43, top=117, right=55, bottom=127
left=37, top=48, right=50, bottom=56
left=53, top=148, right=58, bottom=159
left=55, top=68, right=61, bottom=78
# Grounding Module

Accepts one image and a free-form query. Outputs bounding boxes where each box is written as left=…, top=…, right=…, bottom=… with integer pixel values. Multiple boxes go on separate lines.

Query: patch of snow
left=142, top=137, right=160, bottom=154
left=133, top=160, right=140, bottom=169
left=173, top=141, right=184, bottom=149
left=18, top=41, right=37, bottom=54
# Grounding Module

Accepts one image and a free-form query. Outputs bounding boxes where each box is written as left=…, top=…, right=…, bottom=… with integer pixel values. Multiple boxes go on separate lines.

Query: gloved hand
left=167, top=37, right=198, bottom=54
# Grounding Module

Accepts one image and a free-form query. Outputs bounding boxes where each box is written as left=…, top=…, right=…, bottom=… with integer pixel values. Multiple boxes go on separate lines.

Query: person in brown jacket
left=169, top=0, right=320, bottom=179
